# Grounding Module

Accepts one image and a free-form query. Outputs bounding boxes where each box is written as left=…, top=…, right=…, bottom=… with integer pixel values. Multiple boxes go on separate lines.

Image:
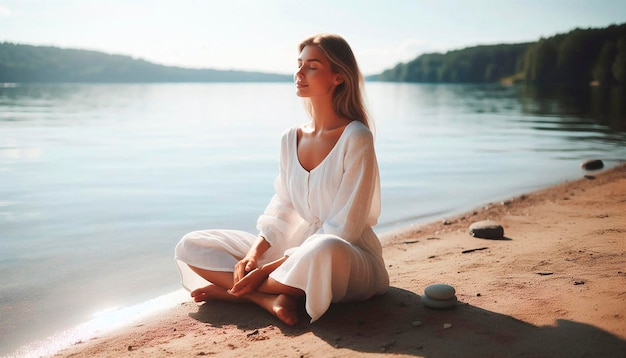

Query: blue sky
left=1, top=0, right=625, bottom=75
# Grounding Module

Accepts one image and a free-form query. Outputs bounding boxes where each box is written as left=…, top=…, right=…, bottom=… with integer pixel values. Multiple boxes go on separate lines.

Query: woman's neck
left=307, top=97, right=348, bottom=132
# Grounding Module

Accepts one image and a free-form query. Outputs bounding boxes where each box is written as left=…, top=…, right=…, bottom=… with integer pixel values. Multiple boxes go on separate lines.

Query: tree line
left=375, top=22, right=626, bottom=86
left=2, top=22, right=625, bottom=85
left=0, top=43, right=292, bottom=83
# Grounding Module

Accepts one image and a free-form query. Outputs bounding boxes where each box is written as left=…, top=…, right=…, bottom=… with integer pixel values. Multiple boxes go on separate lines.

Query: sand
left=55, top=163, right=626, bottom=358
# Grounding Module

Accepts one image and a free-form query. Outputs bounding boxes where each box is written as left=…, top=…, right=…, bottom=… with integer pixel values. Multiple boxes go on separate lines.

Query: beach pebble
left=581, top=159, right=604, bottom=170
left=424, top=284, right=456, bottom=300
left=443, top=323, right=452, bottom=329
left=421, top=294, right=457, bottom=309
left=469, top=220, right=504, bottom=240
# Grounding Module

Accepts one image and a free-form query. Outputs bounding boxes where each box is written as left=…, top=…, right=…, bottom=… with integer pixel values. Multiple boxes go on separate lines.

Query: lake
left=1, top=82, right=625, bottom=356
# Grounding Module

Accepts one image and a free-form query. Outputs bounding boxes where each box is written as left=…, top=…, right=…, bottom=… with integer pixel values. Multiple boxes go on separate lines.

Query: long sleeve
left=256, top=130, right=305, bottom=248
left=316, top=124, right=381, bottom=243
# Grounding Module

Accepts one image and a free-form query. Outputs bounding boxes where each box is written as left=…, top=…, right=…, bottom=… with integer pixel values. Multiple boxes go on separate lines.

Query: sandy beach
left=55, top=163, right=626, bottom=358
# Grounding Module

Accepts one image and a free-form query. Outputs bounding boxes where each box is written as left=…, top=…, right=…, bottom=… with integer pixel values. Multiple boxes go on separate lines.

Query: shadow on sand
left=190, top=286, right=625, bottom=357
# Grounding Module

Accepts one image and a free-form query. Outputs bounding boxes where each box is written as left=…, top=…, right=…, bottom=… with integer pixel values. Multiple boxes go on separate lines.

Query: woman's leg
left=189, top=266, right=235, bottom=290
left=188, top=265, right=301, bottom=325
left=258, top=277, right=305, bottom=297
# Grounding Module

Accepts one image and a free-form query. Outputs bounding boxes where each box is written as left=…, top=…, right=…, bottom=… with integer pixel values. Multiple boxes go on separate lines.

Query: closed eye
left=297, top=58, right=323, bottom=69
left=297, top=64, right=318, bottom=71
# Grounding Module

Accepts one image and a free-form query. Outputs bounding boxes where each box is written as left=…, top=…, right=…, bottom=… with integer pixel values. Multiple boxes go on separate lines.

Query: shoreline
left=22, top=163, right=626, bottom=357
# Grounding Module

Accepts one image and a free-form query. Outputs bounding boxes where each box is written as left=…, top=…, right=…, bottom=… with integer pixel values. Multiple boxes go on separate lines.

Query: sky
left=1, top=0, right=625, bottom=76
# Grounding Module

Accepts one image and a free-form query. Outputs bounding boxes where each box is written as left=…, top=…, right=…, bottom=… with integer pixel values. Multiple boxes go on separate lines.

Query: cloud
left=0, top=5, right=13, bottom=17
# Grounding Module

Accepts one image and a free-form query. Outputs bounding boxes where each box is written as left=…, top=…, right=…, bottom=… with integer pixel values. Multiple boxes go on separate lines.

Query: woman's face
left=295, top=45, right=341, bottom=98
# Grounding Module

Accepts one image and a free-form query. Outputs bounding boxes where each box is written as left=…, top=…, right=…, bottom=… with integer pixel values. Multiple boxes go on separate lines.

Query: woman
left=175, top=33, right=389, bottom=326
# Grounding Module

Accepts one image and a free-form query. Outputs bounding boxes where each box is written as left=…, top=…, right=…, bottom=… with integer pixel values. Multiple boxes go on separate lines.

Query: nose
left=295, top=67, right=304, bottom=80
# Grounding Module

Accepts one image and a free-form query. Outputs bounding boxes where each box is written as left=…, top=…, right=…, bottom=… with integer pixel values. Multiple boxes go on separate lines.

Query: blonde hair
left=298, top=34, right=373, bottom=132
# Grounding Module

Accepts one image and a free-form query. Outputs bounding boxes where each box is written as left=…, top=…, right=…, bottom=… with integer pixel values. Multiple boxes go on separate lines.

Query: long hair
left=298, top=34, right=373, bottom=133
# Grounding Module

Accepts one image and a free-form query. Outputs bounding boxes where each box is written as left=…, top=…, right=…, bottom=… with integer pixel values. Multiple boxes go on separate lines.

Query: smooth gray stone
left=421, top=294, right=457, bottom=309
left=424, top=284, right=456, bottom=300
left=469, top=220, right=504, bottom=239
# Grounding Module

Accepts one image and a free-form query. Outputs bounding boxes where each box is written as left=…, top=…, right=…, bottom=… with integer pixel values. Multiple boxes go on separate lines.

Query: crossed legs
left=188, top=265, right=303, bottom=326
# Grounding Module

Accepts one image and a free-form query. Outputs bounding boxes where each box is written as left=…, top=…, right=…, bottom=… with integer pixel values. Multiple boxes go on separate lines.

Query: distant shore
left=50, top=163, right=626, bottom=357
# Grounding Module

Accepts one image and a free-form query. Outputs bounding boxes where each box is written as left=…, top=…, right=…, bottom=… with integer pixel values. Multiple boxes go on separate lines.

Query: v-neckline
left=295, top=121, right=356, bottom=173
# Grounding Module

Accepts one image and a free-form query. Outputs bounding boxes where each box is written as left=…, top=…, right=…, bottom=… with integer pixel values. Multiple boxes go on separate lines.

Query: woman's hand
left=234, top=236, right=270, bottom=283
left=230, top=256, right=289, bottom=297
left=229, top=266, right=268, bottom=297
left=233, top=256, right=257, bottom=284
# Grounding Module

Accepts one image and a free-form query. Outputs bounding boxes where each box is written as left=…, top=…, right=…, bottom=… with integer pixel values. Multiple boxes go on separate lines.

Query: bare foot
left=272, top=294, right=299, bottom=326
left=191, top=283, right=243, bottom=303
left=191, top=285, right=299, bottom=325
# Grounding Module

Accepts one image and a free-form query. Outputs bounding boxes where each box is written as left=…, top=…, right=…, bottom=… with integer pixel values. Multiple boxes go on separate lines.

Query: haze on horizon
left=1, top=0, right=625, bottom=75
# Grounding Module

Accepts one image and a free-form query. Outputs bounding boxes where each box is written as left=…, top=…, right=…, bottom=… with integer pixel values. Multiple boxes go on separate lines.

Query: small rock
left=411, top=320, right=423, bottom=327
left=421, top=294, right=457, bottom=309
left=424, top=284, right=456, bottom=300
left=246, top=329, right=259, bottom=337
left=443, top=323, right=452, bottom=329
left=581, top=159, right=604, bottom=170
left=469, top=220, right=504, bottom=240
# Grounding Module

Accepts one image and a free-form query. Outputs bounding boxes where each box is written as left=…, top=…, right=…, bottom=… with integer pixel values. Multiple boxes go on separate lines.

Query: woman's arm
left=229, top=255, right=288, bottom=297
left=317, top=124, right=380, bottom=242
left=257, top=128, right=305, bottom=248
left=234, top=236, right=271, bottom=283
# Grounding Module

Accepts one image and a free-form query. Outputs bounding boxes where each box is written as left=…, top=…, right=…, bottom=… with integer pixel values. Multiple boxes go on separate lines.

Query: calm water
left=1, top=82, right=625, bottom=356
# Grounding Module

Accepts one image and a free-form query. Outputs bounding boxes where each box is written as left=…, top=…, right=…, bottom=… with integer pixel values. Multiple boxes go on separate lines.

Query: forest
left=375, top=22, right=626, bottom=86
left=1, top=22, right=625, bottom=85
left=0, top=43, right=291, bottom=83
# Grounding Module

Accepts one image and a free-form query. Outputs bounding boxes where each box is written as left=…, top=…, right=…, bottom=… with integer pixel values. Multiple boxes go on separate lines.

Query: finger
left=245, top=259, right=257, bottom=272
left=234, top=262, right=246, bottom=282
left=231, top=272, right=258, bottom=296
left=228, top=281, right=246, bottom=297
left=232, top=287, right=249, bottom=297
left=232, top=283, right=253, bottom=297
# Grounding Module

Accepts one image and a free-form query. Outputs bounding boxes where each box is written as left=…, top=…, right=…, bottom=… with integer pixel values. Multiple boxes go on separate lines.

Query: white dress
left=175, top=120, right=389, bottom=322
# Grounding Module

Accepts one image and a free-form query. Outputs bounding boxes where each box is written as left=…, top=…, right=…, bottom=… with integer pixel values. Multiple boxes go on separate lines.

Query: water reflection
left=518, top=85, right=626, bottom=132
